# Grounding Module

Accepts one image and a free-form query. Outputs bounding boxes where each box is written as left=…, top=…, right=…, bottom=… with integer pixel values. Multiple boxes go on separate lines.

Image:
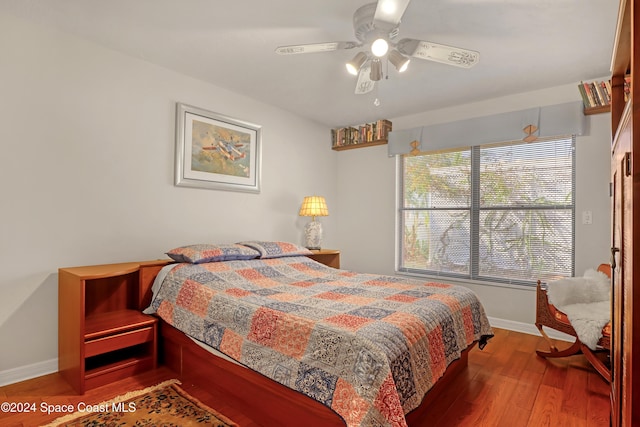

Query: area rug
left=43, top=379, right=238, bottom=427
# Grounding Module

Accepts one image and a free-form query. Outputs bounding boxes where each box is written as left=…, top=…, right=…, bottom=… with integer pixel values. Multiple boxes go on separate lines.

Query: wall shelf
left=331, top=119, right=392, bottom=150
left=332, top=139, right=387, bottom=151
left=584, top=105, right=611, bottom=115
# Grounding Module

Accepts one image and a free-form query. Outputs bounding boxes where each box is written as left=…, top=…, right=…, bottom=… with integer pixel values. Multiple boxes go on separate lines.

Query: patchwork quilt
left=147, top=256, right=493, bottom=427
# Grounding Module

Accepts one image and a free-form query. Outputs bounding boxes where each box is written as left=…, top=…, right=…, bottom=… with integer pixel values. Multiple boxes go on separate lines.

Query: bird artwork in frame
left=174, top=102, right=262, bottom=193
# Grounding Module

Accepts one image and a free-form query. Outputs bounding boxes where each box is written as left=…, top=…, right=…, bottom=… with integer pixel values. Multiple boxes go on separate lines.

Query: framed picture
left=175, top=103, right=261, bottom=193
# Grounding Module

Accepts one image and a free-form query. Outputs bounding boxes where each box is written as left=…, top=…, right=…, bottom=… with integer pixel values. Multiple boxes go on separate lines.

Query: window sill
left=396, top=270, right=537, bottom=292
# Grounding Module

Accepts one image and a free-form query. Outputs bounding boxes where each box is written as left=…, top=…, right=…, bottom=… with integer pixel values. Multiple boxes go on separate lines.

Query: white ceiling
left=1, top=0, right=619, bottom=128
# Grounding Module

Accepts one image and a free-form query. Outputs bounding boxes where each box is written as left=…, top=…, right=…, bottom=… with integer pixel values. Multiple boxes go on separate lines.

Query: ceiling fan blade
left=374, top=0, right=411, bottom=26
left=275, top=41, right=359, bottom=55
left=397, top=39, right=480, bottom=68
left=355, top=63, right=375, bottom=94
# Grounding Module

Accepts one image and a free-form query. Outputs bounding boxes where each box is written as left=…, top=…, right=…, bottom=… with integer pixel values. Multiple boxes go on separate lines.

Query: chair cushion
left=550, top=303, right=611, bottom=339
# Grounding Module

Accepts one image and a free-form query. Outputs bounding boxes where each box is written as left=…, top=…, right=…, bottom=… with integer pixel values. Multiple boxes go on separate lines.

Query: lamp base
left=304, top=220, right=323, bottom=250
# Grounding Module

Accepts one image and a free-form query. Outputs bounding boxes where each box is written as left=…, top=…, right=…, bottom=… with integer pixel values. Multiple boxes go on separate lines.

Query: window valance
left=388, top=101, right=586, bottom=156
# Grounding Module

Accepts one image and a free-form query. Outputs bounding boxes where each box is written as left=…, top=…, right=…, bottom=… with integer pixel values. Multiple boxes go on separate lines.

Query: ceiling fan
left=275, top=0, right=479, bottom=95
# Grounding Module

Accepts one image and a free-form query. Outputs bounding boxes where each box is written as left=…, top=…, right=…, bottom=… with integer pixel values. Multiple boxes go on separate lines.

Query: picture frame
left=175, top=103, right=262, bottom=193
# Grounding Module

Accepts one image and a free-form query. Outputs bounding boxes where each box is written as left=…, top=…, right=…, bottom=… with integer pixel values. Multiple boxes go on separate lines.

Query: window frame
left=396, top=136, right=576, bottom=286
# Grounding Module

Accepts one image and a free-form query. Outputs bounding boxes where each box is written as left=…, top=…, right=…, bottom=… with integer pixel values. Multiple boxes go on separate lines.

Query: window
left=399, top=136, right=575, bottom=285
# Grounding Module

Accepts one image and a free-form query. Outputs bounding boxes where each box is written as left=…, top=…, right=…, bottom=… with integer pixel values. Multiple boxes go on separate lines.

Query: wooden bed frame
left=138, top=260, right=477, bottom=426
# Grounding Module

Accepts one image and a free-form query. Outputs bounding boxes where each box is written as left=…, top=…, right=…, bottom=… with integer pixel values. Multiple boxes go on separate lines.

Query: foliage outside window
left=399, top=136, right=575, bottom=285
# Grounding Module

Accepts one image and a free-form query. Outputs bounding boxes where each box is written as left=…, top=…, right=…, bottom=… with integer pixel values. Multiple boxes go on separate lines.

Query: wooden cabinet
left=58, top=260, right=169, bottom=394
left=610, top=0, right=640, bottom=425
left=307, top=249, right=340, bottom=268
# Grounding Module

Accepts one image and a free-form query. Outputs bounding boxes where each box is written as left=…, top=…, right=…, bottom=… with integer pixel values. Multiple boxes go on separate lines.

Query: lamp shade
left=389, top=49, right=410, bottom=72
left=299, top=196, right=329, bottom=218
left=346, top=52, right=368, bottom=76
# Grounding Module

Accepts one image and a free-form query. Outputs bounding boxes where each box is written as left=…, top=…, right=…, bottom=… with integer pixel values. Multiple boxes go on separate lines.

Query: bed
left=142, top=242, right=493, bottom=427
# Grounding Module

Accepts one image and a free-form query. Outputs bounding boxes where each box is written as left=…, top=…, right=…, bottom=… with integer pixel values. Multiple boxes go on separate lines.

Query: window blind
left=399, top=136, right=575, bottom=285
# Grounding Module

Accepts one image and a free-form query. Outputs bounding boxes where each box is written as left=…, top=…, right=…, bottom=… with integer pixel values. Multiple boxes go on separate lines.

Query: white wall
left=335, top=83, right=612, bottom=328
left=0, top=13, right=338, bottom=381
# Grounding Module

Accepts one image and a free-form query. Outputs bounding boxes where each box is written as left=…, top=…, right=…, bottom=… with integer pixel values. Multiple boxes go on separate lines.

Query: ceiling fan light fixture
left=275, top=1, right=481, bottom=96
left=370, top=58, right=383, bottom=81
left=371, top=38, right=389, bottom=57
left=346, top=52, right=368, bottom=76
left=389, top=49, right=410, bottom=72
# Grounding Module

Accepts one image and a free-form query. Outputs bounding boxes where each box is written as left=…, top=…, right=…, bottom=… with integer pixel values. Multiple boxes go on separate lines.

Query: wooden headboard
left=138, top=259, right=174, bottom=309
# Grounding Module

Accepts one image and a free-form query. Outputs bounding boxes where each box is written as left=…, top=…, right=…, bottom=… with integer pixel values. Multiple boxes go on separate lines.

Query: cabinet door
left=610, top=136, right=627, bottom=427
left=610, top=109, right=639, bottom=427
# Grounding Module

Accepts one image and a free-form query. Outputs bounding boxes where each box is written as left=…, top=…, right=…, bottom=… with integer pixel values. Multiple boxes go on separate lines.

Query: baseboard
left=488, top=316, right=574, bottom=342
left=0, top=358, right=57, bottom=387
left=0, top=317, right=571, bottom=387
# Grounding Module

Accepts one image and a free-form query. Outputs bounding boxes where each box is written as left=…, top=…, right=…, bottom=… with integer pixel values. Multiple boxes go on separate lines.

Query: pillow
left=166, top=243, right=260, bottom=264
left=238, top=241, right=312, bottom=259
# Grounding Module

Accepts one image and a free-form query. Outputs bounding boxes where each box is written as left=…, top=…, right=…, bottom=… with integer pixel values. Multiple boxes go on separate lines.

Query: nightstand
left=58, top=262, right=165, bottom=394
left=307, top=249, right=340, bottom=268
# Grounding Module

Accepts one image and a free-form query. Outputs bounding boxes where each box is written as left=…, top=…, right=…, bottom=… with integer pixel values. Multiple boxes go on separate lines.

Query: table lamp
left=299, top=196, right=329, bottom=249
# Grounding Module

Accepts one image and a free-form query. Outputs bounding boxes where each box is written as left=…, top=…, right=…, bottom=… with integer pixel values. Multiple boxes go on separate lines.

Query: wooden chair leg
left=535, top=323, right=582, bottom=358
left=535, top=323, right=559, bottom=352
left=536, top=338, right=582, bottom=358
left=580, top=343, right=611, bottom=383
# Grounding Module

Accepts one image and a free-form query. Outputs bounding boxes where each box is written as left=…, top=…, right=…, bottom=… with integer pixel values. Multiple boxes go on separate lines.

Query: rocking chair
left=535, top=263, right=611, bottom=383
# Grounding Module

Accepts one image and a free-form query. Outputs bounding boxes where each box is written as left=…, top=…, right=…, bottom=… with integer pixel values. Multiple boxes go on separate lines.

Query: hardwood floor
left=0, top=328, right=609, bottom=426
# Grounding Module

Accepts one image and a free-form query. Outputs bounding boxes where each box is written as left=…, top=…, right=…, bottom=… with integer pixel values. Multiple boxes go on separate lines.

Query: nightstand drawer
left=85, top=326, right=154, bottom=358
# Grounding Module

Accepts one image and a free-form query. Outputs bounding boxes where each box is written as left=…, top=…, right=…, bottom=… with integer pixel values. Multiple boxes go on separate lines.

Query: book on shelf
left=578, top=77, right=633, bottom=110
left=331, top=119, right=392, bottom=148
left=578, top=79, right=612, bottom=109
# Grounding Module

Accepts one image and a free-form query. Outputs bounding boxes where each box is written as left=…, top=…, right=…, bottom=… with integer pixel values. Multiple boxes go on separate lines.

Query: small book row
left=578, top=80, right=612, bottom=108
left=331, top=119, right=392, bottom=149
left=578, top=76, right=631, bottom=110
